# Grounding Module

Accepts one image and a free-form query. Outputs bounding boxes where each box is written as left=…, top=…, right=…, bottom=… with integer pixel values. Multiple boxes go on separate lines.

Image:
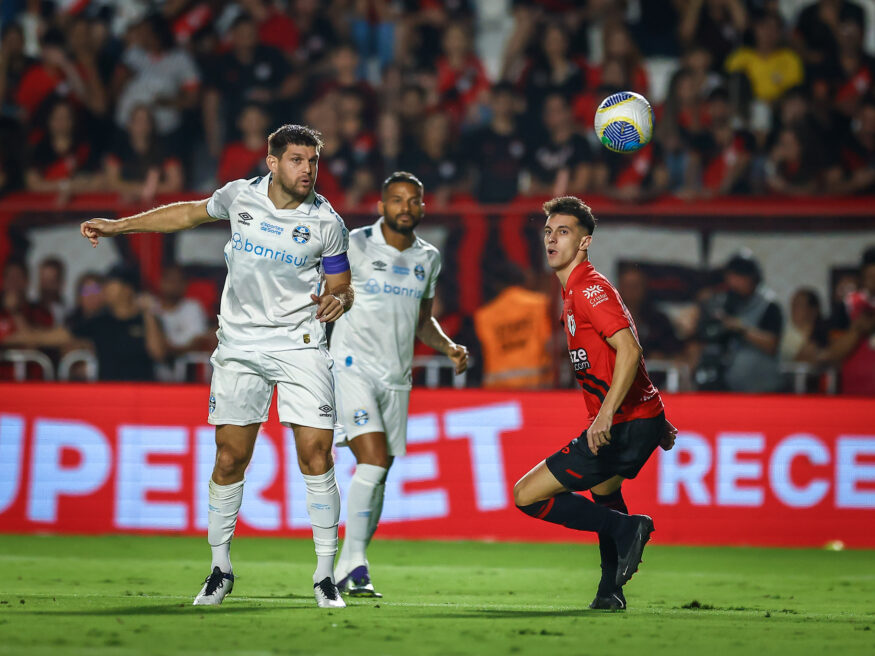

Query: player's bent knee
left=513, top=478, right=534, bottom=507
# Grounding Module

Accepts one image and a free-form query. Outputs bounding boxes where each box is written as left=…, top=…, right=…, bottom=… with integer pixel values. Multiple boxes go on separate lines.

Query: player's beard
left=385, top=212, right=420, bottom=235
left=278, top=175, right=313, bottom=202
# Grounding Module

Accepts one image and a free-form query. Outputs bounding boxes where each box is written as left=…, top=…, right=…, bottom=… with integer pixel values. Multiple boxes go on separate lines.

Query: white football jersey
left=206, top=175, right=349, bottom=351
left=330, top=218, right=441, bottom=390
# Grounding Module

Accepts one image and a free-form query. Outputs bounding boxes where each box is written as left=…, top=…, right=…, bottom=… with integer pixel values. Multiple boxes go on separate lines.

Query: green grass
left=0, top=535, right=872, bottom=656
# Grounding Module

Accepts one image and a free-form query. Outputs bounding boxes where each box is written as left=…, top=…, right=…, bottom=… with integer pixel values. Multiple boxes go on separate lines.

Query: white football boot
left=313, top=577, right=346, bottom=608
left=193, top=566, right=234, bottom=605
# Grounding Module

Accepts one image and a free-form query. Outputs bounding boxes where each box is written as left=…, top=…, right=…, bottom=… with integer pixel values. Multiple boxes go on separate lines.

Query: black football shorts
left=545, top=412, right=666, bottom=491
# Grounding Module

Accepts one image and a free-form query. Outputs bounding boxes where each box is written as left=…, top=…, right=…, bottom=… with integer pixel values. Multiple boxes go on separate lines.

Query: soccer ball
left=593, top=91, right=654, bottom=153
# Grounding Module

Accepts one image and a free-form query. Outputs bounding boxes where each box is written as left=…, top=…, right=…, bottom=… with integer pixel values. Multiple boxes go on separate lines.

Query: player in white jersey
left=330, top=172, right=468, bottom=596
left=80, top=125, right=353, bottom=609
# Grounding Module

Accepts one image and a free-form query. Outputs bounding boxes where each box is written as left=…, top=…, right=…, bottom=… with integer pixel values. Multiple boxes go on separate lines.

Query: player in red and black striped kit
left=514, top=196, right=677, bottom=610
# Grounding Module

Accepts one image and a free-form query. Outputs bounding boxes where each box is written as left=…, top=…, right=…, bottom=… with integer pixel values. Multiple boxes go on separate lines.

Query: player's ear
left=579, top=234, right=592, bottom=253
left=377, top=198, right=385, bottom=216
left=266, top=154, right=278, bottom=174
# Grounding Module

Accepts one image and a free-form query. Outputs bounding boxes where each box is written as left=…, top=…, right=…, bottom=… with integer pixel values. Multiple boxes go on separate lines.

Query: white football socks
left=340, top=464, right=388, bottom=569
left=303, top=468, right=341, bottom=583
left=207, top=478, right=244, bottom=574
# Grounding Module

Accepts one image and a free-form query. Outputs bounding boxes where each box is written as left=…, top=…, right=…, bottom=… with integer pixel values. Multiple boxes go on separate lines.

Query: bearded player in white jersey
left=80, top=125, right=353, bottom=609
left=331, top=172, right=468, bottom=597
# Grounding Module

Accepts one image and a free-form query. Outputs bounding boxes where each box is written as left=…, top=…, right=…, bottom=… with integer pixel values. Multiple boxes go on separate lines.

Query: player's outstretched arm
left=310, top=270, right=354, bottom=323
left=416, top=297, right=469, bottom=374
left=80, top=199, right=216, bottom=247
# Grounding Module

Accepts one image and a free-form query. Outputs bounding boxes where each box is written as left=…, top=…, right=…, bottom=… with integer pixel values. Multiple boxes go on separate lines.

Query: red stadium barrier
left=1, top=384, right=873, bottom=547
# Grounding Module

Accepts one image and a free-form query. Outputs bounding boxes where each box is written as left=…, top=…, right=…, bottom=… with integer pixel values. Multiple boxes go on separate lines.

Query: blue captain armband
left=322, top=252, right=350, bottom=274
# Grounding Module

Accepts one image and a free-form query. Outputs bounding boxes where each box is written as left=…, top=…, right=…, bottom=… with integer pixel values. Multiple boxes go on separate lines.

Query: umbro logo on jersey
left=238, top=212, right=253, bottom=225
left=414, top=264, right=425, bottom=281
left=372, top=260, right=387, bottom=271
left=318, top=404, right=333, bottom=417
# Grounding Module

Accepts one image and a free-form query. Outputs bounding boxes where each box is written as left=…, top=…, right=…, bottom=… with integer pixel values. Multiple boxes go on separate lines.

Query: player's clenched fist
left=447, top=343, right=469, bottom=374
left=310, top=292, right=344, bottom=323
left=80, top=218, right=121, bottom=247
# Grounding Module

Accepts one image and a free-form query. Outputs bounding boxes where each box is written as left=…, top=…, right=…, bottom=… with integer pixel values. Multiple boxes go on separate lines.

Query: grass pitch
left=0, top=535, right=872, bottom=656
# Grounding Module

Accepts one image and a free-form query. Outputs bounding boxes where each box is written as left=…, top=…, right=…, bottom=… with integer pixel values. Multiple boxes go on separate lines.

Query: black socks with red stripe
left=516, top=492, right=624, bottom=535
left=592, top=488, right=628, bottom=595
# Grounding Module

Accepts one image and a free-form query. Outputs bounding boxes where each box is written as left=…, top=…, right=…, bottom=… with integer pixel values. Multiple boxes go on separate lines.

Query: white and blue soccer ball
left=593, top=91, right=654, bottom=153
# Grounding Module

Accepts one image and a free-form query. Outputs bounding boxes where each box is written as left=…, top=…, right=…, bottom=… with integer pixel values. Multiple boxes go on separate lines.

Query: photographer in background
left=692, top=251, right=783, bottom=392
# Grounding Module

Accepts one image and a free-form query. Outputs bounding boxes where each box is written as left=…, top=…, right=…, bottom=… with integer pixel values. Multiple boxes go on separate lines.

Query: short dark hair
left=40, top=257, right=65, bottom=277
left=382, top=171, right=424, bottom=197
left=268, top=124, right=324, bottom=158
left=542, top=196, right=596, bottom=235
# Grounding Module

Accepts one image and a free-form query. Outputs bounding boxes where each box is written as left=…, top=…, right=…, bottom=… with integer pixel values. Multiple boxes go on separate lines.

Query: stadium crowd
left=0, top=0, right=873, bottom=394
left=0, top=0, right=874, bottom=202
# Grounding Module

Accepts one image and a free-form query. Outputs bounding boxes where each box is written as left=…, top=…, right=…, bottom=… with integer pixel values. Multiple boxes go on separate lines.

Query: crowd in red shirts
left=0, top=0, right=873, bottom=205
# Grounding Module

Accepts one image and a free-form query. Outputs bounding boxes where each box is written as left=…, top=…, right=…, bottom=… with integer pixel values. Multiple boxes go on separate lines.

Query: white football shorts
left=208, top=343, right=336, bottom=429
left=333, top=367, right=410, bottom=456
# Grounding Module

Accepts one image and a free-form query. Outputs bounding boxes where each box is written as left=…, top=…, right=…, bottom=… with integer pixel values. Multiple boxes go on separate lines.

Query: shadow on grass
left=13, top=603, right=310, bottom=617
left=422, top=608, right=609, bottom=620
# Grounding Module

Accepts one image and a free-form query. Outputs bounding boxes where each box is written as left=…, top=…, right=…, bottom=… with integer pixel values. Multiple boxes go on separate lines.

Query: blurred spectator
left=396, top=0, right=474, bottom=71
left=679, top=0, right=748, bottom=69
left=0, top=259, right=52, bottom=344
left=472, top=261, right=553, bottom=389
left=725, top=13, right=803, bottom=104
left=65, top=15, right=109, bottom=120
left=154, top=265, right=212, bottom=379
left=520, top=22, right=587, bottom=123
left=0, top=22, right=34, bottom=120
left=693, top=251, right=783, bottom=392
left=349, top=0, right=398, bottom=77
left=14, top=27, right=89, bottom=121
left=104, top=104, right=183, bottom=203
left=399, top=111, right=464, bottom=206
left=821, top=246, right=875, bottom=395
left=371, top=111, right=404, bottom=181
left=617, top=266, right=683, bottom=360
left=827, top=98, right=875, bottom=194
left=764, top=127, right=819, bottom=194
left=397, top=83, right=428, bottom=144
left=686, top=87, right=755, bottom=197
left=238, top=0, right=300, bottom=57
left=832, top=19, right=874, bottom=117
left=793, top=0, right=866, bottom=77
left=467, top=82, right=527, bottom=203
left=202, top=13, right=291, bottom=157
left=436, top=22, right=490, bottom=124
left=780, top=288, right=830, bottom=363
left=217, top=103, right=270, bottom=184
left=597, top=23, right=649, bottom=96
left=67, top=271, right=104, bottom=327
left=318, top=43, right=377, bottom=122
left=114, top=14, right=200, bottom=141
left=288, top=0, right=338, bottom=66
left=14, top=264, right=167, bottom=381
left=525, top=93, right=593, bottom=196
left=25, top=99, right=101, bottom=198
left=36, top=256, right=66, bottom=326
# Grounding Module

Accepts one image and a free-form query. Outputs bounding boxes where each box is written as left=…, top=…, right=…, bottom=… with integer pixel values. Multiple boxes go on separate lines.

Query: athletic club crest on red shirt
left=567, top=311, right=576, bottom=336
